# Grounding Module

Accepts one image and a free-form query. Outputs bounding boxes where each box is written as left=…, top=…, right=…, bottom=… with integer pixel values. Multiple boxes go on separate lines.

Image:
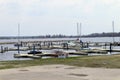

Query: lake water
left=0, top=37, right=120, bottom=61
left=0, top=37, right=120, bottom=43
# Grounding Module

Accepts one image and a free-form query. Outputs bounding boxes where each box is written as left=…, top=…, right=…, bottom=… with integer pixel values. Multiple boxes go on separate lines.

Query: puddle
left=19, top=69, right=29, bottom=71
left=69, top=73, right=88, bottom=77
left=65, top=67, right=77, bottom=69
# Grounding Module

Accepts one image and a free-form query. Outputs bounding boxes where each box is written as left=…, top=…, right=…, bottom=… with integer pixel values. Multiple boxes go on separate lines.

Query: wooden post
left=39, top=42, right=41, bottom=50
left=86, top=42, right=89, bottom=48
left=17, top=44, right=20, bottom=54
left=63, top=43, right=65, bottom=49
left=104, top=43, right=107, bottom=49
left=33, top=44, right=36, bottom=55
left=51, top=42, right=53, bottom=47
left=48, top=42, right=50, bottom=48
left=20, top=41, right=22, bottom=47
left=81, top=42, right=84, bottom=49
left=4, top=47, right=8, bottom=52
left=110, top=43, right=112, bottom=53
left=1, top=46, right=3, bottom=53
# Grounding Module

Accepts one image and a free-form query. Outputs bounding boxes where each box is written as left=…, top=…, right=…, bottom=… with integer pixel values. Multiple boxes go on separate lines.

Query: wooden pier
left=14, top=54, right=42, bottom=59
left=0, top=39, right=120, bottom=58
left=14, top=53, right=65, bottom=59
left=14, top=49, right=109, bottom=59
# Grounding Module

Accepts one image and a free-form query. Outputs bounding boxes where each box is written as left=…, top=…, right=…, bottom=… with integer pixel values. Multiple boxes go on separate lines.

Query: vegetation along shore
left=0, top=55, right=120, bottom=70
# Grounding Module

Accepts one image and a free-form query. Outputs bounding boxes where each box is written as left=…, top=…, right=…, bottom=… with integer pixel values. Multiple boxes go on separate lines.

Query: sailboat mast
left=18, top=23, right=20, bottom=43
left=80, top=23, right=82, bottom=40
left=76, top=22, right=82, bottom=40
left=77, top=22, right=79, bottom=39
left=112, top=21, right=115, bottom=43
left=17, top=23, right=20, bottom=54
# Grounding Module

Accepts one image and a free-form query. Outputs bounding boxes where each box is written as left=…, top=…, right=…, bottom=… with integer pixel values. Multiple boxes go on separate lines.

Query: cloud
left=43, top=0, right=82, bottom=8
left=100, top=0, right=118, bottom=5
left=0, top=0, right=120, bottom=36
left=1, top=0, right=118, bottom=17
left=0, top=0, right=120, bottom=13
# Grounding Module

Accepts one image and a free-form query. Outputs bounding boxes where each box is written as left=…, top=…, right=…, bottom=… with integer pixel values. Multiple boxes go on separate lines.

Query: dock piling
left=1, top=46, right=3, bottom=53
left=109, top=43, right=112, bottom=53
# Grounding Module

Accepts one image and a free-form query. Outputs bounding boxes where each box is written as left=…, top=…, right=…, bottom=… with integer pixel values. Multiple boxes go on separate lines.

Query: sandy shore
left=0, top=65, right=120, bottom=80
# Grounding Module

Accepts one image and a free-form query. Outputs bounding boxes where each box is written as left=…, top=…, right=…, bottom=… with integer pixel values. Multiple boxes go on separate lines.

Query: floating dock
left=14, top=51, right=89, bottom=59
left=14, top=54, right=41, bottom=59
left=69, top=52, right=88, bottom=55
left=14, top=53, right=59, bottom=59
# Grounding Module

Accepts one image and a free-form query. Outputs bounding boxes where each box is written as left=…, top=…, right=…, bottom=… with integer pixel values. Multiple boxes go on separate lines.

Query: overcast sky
left=0, top=0, right=120, bottom=36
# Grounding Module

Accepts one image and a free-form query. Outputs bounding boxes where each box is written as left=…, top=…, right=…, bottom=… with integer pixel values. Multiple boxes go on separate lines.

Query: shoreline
left=0, top=65, right=120, bottom=80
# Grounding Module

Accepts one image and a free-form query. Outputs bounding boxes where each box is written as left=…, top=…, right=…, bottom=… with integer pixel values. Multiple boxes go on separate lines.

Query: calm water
left=0, top=37, right=120, bottom=43
left=0, top=37, right=120, bottom=61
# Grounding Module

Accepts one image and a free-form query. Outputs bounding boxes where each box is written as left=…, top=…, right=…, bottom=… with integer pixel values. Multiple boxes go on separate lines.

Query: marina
left=0, top=37, right=120, bottom=61
left=0, top=1, right=120, bottom=80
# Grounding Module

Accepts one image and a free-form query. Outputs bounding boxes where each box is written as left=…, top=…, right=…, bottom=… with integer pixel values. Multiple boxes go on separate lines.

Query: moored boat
left=28, top=51, right=42, bottom=54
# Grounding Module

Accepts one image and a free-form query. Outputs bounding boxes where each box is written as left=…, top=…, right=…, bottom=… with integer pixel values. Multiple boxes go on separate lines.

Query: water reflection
left=0, top=51, right=32, bottom=61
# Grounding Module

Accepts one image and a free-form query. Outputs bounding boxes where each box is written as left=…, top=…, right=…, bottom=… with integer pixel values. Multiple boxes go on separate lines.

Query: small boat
left=28, top=51, right=42, bottom=54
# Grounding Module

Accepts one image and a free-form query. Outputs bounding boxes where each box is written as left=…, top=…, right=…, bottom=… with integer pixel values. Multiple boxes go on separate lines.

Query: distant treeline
left=83, top=32, right=120, bottom=37
left=0, top=32, right=120, bottom=39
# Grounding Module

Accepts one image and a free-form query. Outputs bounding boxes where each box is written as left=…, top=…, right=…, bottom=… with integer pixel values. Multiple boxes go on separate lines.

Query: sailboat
left=13, top=24, right=42, bottom=59
left=14, top=23, right=21, bottom=53
left=76, top=22, right=82, bottom=43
